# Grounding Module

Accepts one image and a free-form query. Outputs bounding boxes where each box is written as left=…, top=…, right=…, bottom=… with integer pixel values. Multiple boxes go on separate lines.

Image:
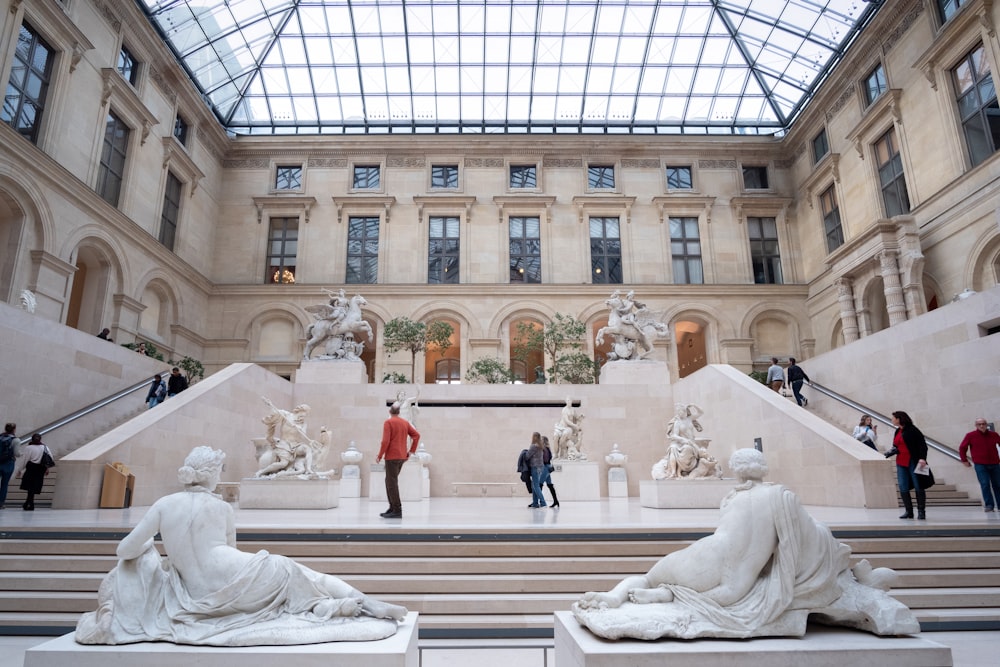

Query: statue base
left=599, top=360, right=669, bottom=385
left=340, top=464, right=362, bottom=498
left=639, top=478, right=731, bottom=509
left=369, top=462, right=423, bottom=502
left=25, top=613, right=419, bottom=667
left=239, top=477, right=340, bottom=509
left=554, top=612, right=949, bottom=667
left=607, top=467, right=628, bottom=498
left=553, top=461, right=600, bottom=501
left=296, top=360, right=368, bottom=384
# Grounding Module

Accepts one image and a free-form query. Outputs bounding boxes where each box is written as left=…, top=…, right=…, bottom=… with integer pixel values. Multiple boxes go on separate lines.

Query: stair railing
left=806, top=381, right=961, bottom=462
left=22, top=375, right=159, bottom=440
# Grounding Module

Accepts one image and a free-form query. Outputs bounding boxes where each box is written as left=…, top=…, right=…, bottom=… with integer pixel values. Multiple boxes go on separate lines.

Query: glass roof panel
left=137, top=0, right=880, bottom=135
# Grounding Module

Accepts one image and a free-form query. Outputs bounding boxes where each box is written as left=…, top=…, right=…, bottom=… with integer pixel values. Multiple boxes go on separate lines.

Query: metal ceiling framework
left=136, top=0, right=881, bottom=136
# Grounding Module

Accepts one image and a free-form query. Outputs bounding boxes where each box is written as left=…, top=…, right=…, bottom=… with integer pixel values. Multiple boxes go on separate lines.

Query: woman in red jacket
left=885, top=411, right=929, bottom=520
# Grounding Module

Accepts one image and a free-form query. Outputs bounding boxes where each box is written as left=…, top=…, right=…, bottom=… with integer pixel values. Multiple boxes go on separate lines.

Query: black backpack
left=0, top=434, right=15, bottom=465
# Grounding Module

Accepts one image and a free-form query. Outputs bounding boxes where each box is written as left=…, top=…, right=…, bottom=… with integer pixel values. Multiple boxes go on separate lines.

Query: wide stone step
left=891, top=587, right=1000, bottom=609
left=853, top=552, right=1000, bottom=569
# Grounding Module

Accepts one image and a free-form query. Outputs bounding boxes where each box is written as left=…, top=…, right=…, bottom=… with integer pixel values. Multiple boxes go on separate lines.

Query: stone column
left=877, top=250, right=908, bottom=326
left=835, top=278, right=859, bottom=343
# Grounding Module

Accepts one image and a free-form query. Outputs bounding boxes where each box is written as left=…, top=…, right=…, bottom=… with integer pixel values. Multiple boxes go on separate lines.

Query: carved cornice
left=543, top=158, right=583, bottom=168
left=412, top=195, right=477, bottom=222
left=101, top=68, right=158, bottom=145
left=162, top=137, right=204, bottom=196
left=308, top=158, right=348, bottom=168
left=466, top=157, right=504, bottom=168
left=651, top=196, right=715, bottom=224
left=224, top=158, right=270, bottom=169
left=251, top=195, right=317, bottom=224
left=729, top=196, right=793, bottom=223
left=621, top=158, right=660, bottom=168
left=331, top=195, right=396, bottom=224
left=92, top=0, right=122, bottom=32
left=916, top=0, right=992, bottom=91
left=570, top=194, right=637, bottom=224
left=883, top=1, right=924, bottom=51
left=825, top=86, right=856, bottom=121
left=699, top=159, right=736, bottom=169
left=387, top=157, right=425, bottom=168
left=18, top=0, right=94, bottom=73
left=845, top=89, right=903, bottom=159
left=800, top=154, right=841, bottom=208
left=492, top=195, right=557, bottom=224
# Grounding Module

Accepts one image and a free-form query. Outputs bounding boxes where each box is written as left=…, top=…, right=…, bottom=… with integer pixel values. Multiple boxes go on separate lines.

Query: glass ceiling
left=137, top=1, right=882, bottom=136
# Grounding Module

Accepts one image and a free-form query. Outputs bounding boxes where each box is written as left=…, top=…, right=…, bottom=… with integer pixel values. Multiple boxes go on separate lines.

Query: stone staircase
left=1, top=527, right=998, bottom=637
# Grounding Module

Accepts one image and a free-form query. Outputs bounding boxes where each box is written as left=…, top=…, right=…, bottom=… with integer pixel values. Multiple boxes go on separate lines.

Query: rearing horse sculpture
left=595, top=291, right=669, bottom=360
left=303, top=294, right=373, bottom=359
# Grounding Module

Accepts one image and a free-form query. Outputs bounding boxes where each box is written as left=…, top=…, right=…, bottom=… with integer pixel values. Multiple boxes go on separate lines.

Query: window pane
left=666, top=166, right=692, bottom=189
left=275, top=165, right=302, bottom=189
left=588, top=165, right=615, bottom=189
left=510, top=165, right=536, bottom=188
left=2, top=23, right=52, bottom=144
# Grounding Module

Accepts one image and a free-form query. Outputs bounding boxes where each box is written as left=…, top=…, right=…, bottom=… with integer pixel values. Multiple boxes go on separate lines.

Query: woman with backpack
left=16, top=433, right=53, bottom=511
left=0, top=423, right=21, bottom=509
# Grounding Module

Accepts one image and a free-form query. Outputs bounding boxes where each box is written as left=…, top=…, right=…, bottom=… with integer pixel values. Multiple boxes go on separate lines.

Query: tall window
left=173, top=115, right=188, bottom=145
left=509, top=216, right=541, bottom=283
left=97, top=111, right=130, bottom=207
left=353, top=165, right=380, bottom=189
left=669, top=217, right=703, bottom=284
left=820, top=186, right=844, bottom=253
left=953, top=45, right=1000, bottom=168
left=666, top=166, right=692, bottom=190
left=2, top=23, right=54, bottom=144
left=747, top=217, right=782, bottom=284
left=938, top=0, right=967, bottom=23
left=589, top=217, right=622, bottom=284
left=509, top=165, right=536, bottom=188
left=428, top=216, right=460, bottom=284
left=588, top=165, right=615, bottom=189
left=742, top=165, right=769, bottom=189
left=863, top=64, right=887, bottom=106
left=874, top=128, right=910, bottom=217
left=431, top=165, right=458, bottom=188
left=159, top=171, right=182, bottom=251
left=275, top=165, right=302, bottom=190
left=346, top=216, right=379, bottom=284
left=812, top=129, right=829, bottom=163
left=117, top=44, right=139, bottom=86
left=266, top=217, right=298, bottom=284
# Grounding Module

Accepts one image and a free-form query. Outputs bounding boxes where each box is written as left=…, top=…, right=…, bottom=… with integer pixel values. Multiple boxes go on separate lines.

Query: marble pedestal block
left=340, top=464, right=361, bottom=497
left=599, top=360, right=669, bottom=385
left=296, top=360, right=368, bottom=384
left=25, top=613, right=419, bottom=667
left=607, top=467, right=628, bottom=498
left=239, top=477, right=340, bottom=509
left=640, top=478, right=732, bottom=509
left=553, top=461, right=601, bottom=501
left=369, top=462, right=423, bottom=502
left=554, top=612, right=950, bottom=667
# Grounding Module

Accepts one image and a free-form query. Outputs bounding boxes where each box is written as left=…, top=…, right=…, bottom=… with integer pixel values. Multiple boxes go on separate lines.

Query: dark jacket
left=898, top=425, right=928, bottom=462
left=167, top=373, right=188, bottom=395
left=787, top=363, right=810, bottom=383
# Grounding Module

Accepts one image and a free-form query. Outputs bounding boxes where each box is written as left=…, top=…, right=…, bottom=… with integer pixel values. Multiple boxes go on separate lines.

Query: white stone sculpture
left=574, top=448, right=920, bottom=640
left=303, top=289, right=373, bottom=360
left=595, top=290, right=669, bottom=361
left=340, top=440, right=364, bottom=466
left=553, top=396, right=587, bottom=461
left=18, top=289, right=36, bottom=313
left=412, top=441, right=432, bottom=466
left=396, top=388, right=420, bottom=426
left=75, top=446, right=406, bottom=646
left=651, top=402, right=721, bottom=480
left=605, top=443, right=627, bottom=467
left=253, top=397, right=335, bottom=478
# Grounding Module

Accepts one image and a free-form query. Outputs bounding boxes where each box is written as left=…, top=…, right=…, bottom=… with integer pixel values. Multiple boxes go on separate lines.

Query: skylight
left=137, top=0, right=880, bottom=135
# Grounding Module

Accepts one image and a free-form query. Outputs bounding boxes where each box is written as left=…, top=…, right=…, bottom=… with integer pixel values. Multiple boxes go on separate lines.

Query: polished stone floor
left=2, top=497, right=999, bottom=666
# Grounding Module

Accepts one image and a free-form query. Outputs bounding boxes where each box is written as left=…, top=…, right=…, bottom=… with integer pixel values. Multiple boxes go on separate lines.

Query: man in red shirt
left=376, top=403, right=420, bottom=519
left=959, top=418, right=1000, bottom=512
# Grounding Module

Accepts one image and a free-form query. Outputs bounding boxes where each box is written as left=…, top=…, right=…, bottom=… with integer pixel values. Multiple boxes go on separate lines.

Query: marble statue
left=75, top=446, right=406, bottom=646
left=18, top=289, right=36, bottom=313
left=395, top=388, right=420, bottom=426
left=253, top=397, right=335, bottom=478
left=651, top=402, right=721, bottom=480
left=574, top=448, right=919, bottom=640
left=595, top=290, right=669, bottom=361
left=303, top=289, right=373, bottom=360
left=553, top=396, right=586, bottom=461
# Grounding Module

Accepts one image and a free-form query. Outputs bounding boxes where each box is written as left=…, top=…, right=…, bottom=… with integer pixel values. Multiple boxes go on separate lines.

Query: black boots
left=899, top=493, right=913, bottom=519
left=547, top=483, right=560, bottom=508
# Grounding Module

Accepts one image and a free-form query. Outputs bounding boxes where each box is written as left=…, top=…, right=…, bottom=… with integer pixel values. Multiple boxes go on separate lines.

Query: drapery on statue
left=395, top=388, right=420, bottom=426
left=76, top=447, right=406, bottom=646
left=553, top=396, right=586, bottom=460
left=652, top=402, right=721, bottom=480
left=575, top=448, right=919, bottom=640
left=596, top=290, right=670, bottom=361
left=253, top=397, right=335, bottom=479
left=303, top=290, right=373, bottom=360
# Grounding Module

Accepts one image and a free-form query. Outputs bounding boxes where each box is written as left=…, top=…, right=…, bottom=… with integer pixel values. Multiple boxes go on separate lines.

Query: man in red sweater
left=376, top=403, right=420, bottom=519
left=959, top=418, right=1000, bottom=512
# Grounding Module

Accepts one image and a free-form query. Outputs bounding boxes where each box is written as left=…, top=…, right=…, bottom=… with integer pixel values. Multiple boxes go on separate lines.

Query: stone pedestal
left=295, top=360, right=368, bottom=384
left=239, top=478, right=340, bottom=509
left=369, top=462, right=423, bottom=502
left=553, top=461, right=600, bottom=501
left=640, top=478, right=732, bottom=509
left=599, top=360, right=669, bottom=385
left=554, top=612, right=950, bottom=667
left=25, top=613, right=419, bottom=667
left=340, top=464, right=361, bottom=498
left=607, top=467, right=628, bottom=498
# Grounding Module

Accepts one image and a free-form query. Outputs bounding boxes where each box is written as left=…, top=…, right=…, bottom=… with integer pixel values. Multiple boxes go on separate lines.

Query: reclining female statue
left=575, top=448, right=919, bottom=640
left=76, top=446, right=406, bottom=646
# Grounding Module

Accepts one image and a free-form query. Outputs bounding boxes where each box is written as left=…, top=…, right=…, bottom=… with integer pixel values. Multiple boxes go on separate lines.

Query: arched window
left=424, top=318, right=460, bottom=384
left=510, top=318, right=544, bottom=383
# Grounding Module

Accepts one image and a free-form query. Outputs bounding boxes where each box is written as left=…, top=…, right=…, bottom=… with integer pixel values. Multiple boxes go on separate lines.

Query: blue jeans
left=529, top=466, right=547, bottom=507
left=791, top=380, right=806, bottom=406
left=0, top=460, right=14, bottom=506
left=973, top=463, right=1000, bottom=510
left=896, top=462, right=925, bottom=509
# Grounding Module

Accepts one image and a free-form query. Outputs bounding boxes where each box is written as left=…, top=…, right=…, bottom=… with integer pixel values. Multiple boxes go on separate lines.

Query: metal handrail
left=22, top=375, right=160, bottom=439
left=807, top=381, right=961, bottom=461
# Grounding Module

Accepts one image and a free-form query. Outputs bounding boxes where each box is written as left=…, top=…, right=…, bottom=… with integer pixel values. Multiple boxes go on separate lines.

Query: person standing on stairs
left=765, top=357, right=784, bottom=394
left=886, top=411, right=929, bottom=520
left=0, top=423, right=21, bottom=509
left=15, top=433, right=52, bottom=511
left=958, top=418, right=1000, bottom=512
left=786, top=358, right=810, bottom=407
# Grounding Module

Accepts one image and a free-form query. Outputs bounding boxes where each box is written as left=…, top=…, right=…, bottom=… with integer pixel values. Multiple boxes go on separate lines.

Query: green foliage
left=464, top=357, right=515, bottom=384
left=513, top=313, right=592, bottom=384
left=381, top=371, right=410, bottom=384
left=121, top=341, right=165, bottom=361
left=552, top=351, right=599, bottom=385
left=382, top=317, right=455, bottom=382
left=749, top=370, right=768, bottom=385
left=171, top=356, right=205, bottom=383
